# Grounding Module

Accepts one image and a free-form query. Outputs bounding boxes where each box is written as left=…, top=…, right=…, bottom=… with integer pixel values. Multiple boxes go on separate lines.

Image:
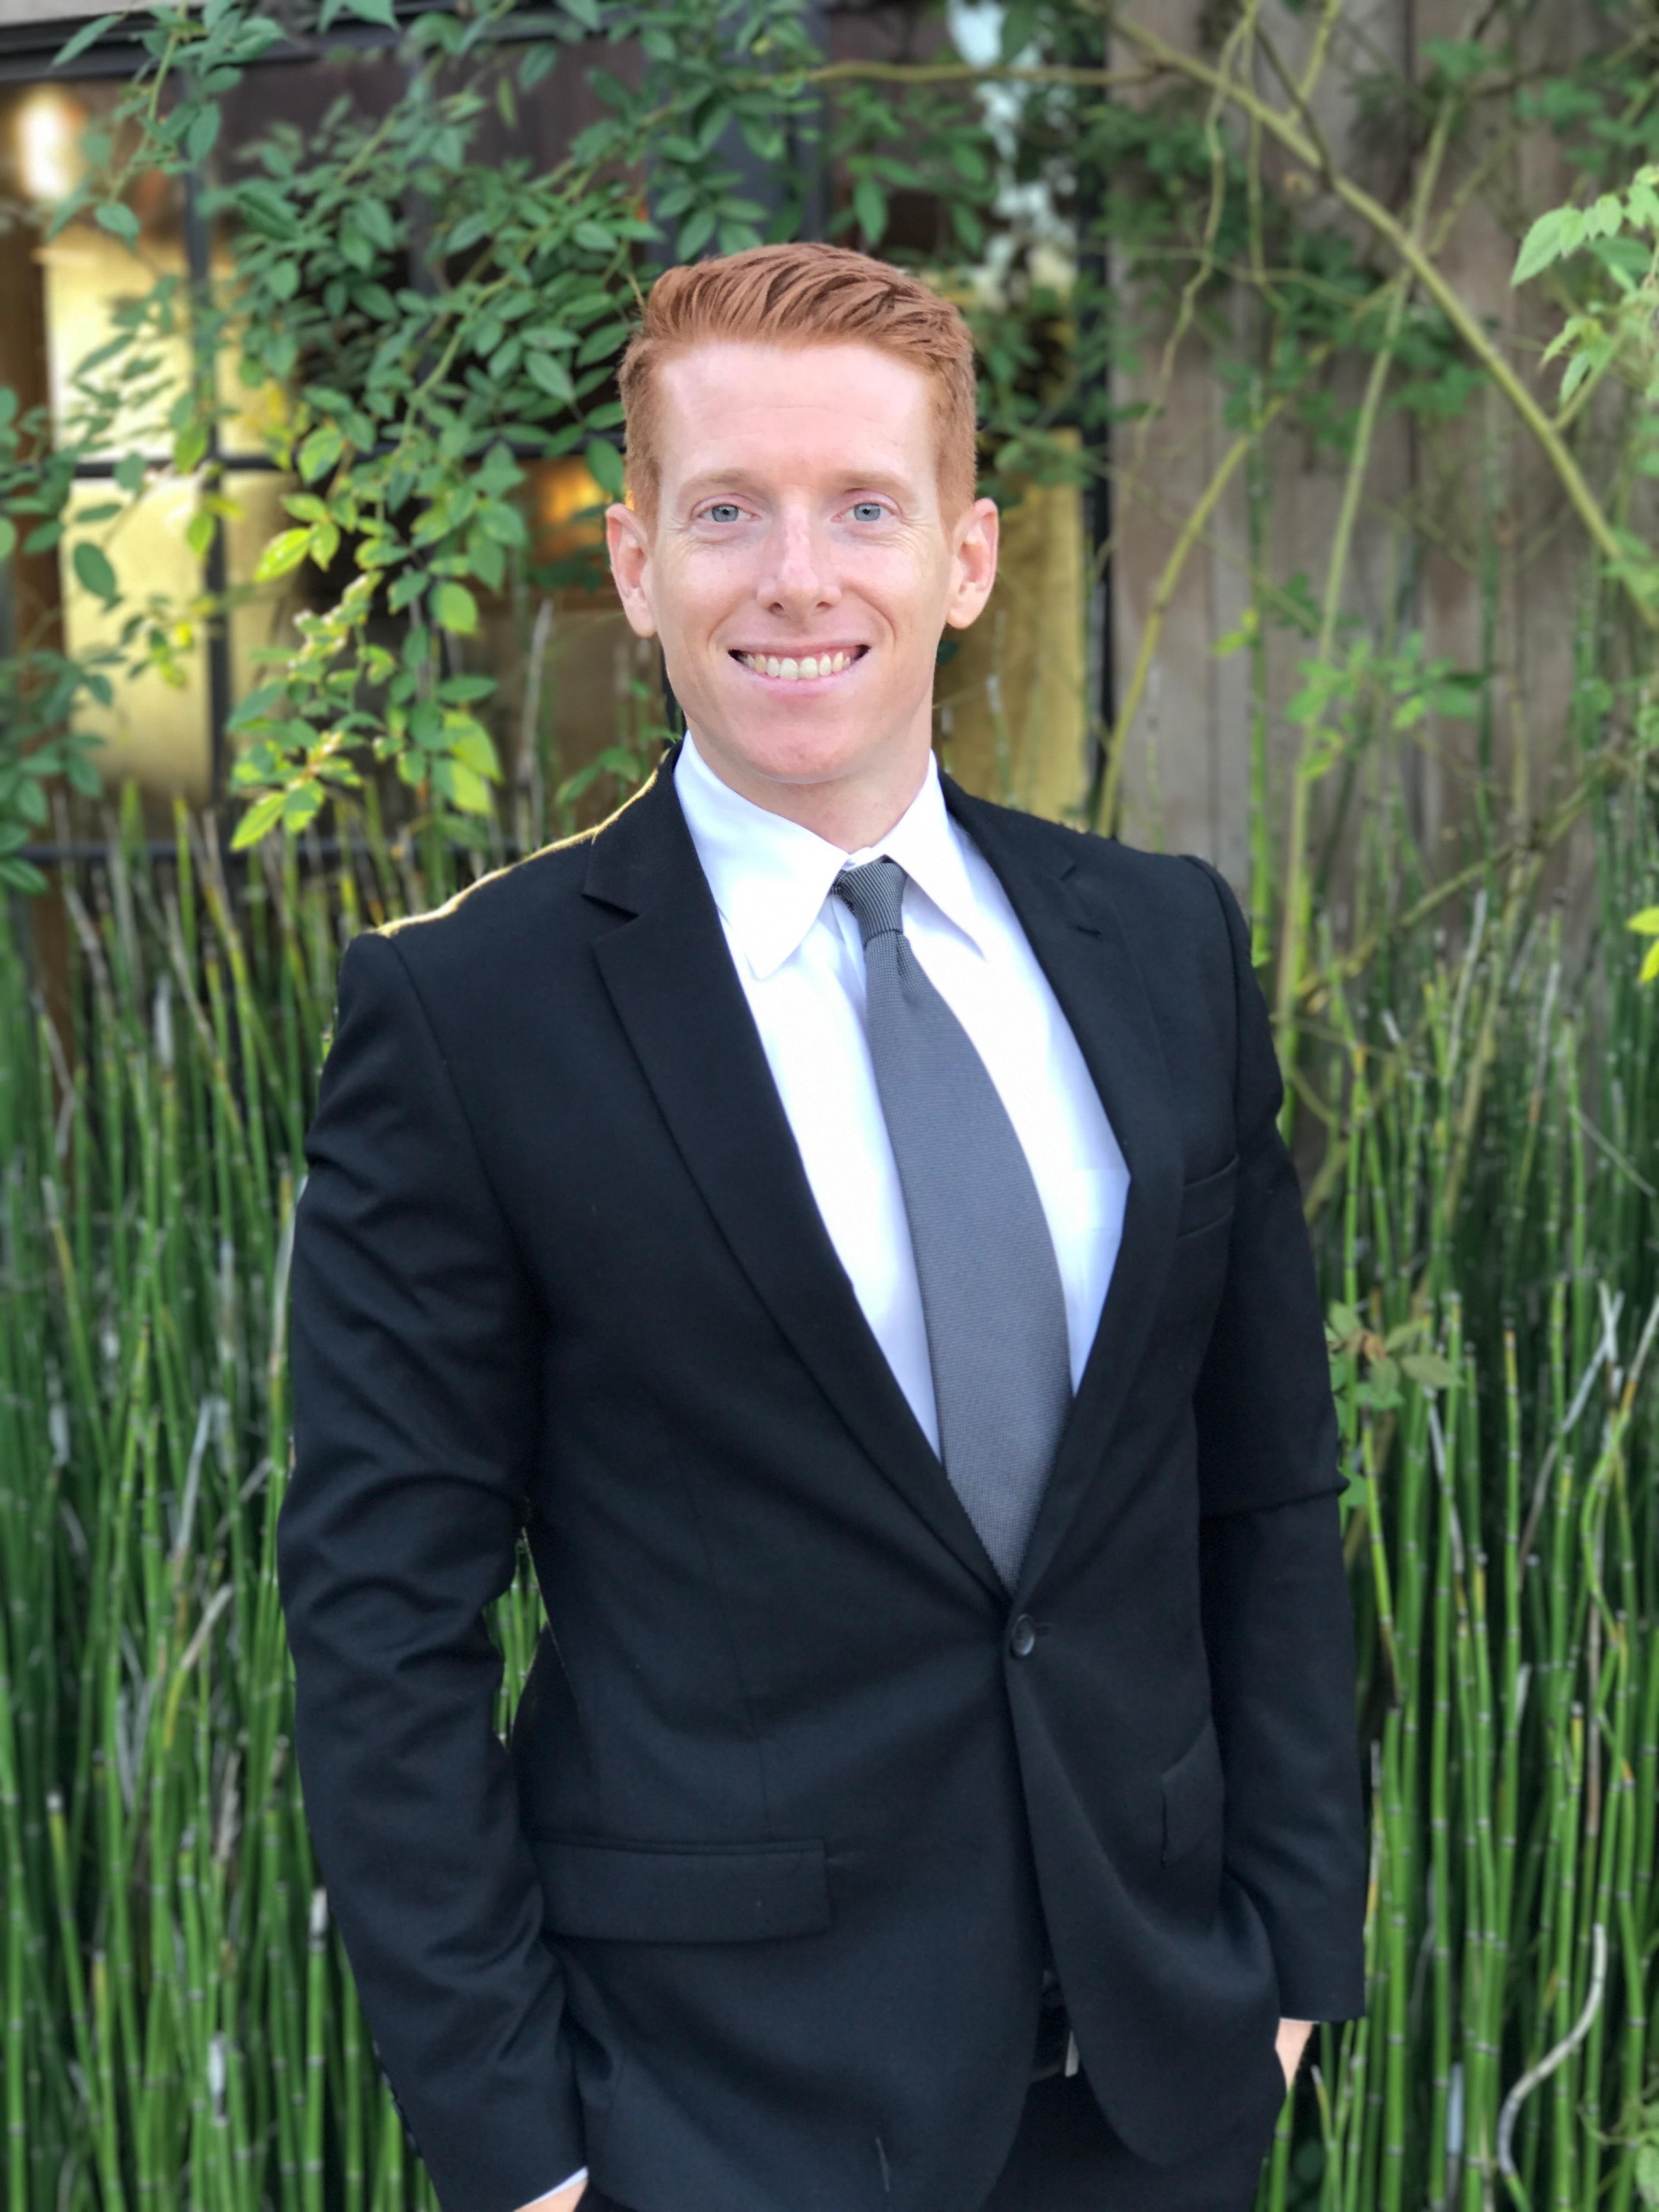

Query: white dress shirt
left=527, top=738, right=1129, bottom=2206
left=674, top=730, right=1130, bottom=1452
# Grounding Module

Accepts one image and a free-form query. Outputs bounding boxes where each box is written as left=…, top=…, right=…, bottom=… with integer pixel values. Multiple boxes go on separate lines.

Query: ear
left=944, top=496, right=999, bottom=630
left=606, top=502, right=658, bottom=639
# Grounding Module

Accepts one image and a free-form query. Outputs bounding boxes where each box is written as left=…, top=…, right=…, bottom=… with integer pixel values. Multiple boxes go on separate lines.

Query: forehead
left=652, top=341, right=936, bottom=489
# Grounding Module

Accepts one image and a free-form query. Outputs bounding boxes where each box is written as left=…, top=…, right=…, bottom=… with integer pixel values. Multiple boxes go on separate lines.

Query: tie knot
left=833, top=857, right=908, bottom=947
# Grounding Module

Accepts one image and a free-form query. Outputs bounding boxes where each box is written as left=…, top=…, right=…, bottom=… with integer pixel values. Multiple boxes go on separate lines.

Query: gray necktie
left=833, top=857, right=1073, bottom=1587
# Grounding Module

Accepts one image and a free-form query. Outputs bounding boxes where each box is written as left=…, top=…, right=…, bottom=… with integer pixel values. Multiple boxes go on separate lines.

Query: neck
left=684, top=724, right=935, bottom=853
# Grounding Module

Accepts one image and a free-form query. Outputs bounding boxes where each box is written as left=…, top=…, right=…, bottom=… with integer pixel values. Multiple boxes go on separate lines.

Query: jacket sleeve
left=1185, top=858, right=1370, bottom=2024
left=278, top=928, right=585, bottom=2212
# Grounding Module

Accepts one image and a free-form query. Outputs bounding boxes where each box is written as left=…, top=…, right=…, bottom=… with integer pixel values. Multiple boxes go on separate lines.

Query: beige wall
left=0, top=1, right=134, bottom=21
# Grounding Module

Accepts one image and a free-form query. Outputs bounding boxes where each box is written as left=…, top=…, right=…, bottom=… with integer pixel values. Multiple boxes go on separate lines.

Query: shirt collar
left=673, top=729, right=988, bottom=982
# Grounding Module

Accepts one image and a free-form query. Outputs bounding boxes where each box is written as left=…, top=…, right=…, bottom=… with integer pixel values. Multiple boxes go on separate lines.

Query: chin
left=707, top=715, right=876, bottom=791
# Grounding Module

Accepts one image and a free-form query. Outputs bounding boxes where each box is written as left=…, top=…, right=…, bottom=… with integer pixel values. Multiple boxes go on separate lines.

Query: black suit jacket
left=278, top=748, right=1368, bottom=2212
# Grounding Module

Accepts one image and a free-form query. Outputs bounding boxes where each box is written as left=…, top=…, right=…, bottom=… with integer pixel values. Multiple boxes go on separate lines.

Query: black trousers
left=584, top=2062, right=1287, bottom=2212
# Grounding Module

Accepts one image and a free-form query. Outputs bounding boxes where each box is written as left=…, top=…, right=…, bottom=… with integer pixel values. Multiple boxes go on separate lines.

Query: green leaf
left=477, top=443, right=525, bottom=496
left=1559, top=351, right=1596, bottom=404
left=298, top=424, right=345, bottom=483
left=354, top=198, right=397, bottom=252
left=186, top=105, right=222, bottom=165
left=470, top=536, right=505, bottom=595
left=677, top=206, right=717, bottom=260
left=1400, top=1351, right=1458, bottom=1392
left=853, top=177, right=887, bottom=247
left=95, top=202, right=141, bottom=246
left=51, top=12, right=120, bottom=67
left=237, top=182, right=300, bottom=241
left=435, top=758, right=492, bottom=813
left=72, top=542, right=118, bottom=604
left=525, top=352, right=576, bottom=407
left=998, top=0, right=1036, bottom=60
left=1421, top=35, right=1487, bottom=84
left=1512, top=208, right=1567, bottom=285
left=230, top=789, right=287, bottom=849
left=227, top=681, right=287, bottom=731
left=0, top=518, right=14, bottom=562
left=254, top=528, right=314, bottom=581
left=1626, top=907, right=1659, bottom=934
left=432, top=580, right=479, bottom=634
left=584, top=438, right=625, bottom=499
left=447, top=719, right=501, bottom=779
left=114, top=453, right=147, bottom=494
left=478, top=501, right=528, bottom=549
left=576, top=321, right=628, bottom=369
left=65, top=744, right=103, bottom=796
left=446, top=210, right=492, bottom=255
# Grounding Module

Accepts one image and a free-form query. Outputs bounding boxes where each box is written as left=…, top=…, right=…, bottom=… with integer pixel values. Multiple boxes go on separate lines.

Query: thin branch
left=1092, top=10, right=1656, bottom=626
left=802, top=59, right=1156, bottom=89
left=1095, top=344, right=1334, bottom=832
left=1274, top=98, right=1456, bottom=1103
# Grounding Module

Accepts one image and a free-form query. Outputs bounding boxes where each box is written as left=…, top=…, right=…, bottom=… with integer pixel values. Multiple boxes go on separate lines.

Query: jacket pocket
left=1161, top=1713, right=1225, bottom=1864
left=1177, top=1156, right=1238, bottom=1238
left=531, top=1835, right=830, bottom=1943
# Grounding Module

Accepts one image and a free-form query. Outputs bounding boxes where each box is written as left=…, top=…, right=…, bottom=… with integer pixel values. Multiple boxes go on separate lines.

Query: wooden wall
left=1105, top=0, right=1604, bottom=907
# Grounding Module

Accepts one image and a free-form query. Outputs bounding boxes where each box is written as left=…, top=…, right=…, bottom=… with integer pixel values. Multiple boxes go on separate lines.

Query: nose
left=756, top=505, right=840, bottom=617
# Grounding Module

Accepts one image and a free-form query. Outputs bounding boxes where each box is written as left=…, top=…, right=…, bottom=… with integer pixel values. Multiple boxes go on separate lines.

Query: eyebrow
left=676, top=469, right=918, bottom=505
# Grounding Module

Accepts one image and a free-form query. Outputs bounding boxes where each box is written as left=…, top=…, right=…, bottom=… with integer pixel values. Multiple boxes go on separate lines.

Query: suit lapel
left=941, top=782, right=1184, bottom=1600
left=586, top=758, right=1005, bottom=1605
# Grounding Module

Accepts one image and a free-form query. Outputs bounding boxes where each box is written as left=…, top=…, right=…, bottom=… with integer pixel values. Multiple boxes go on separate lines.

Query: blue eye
left=850, top=501, right=886, bottom=522
left=706, top=502, right=742, bottom=523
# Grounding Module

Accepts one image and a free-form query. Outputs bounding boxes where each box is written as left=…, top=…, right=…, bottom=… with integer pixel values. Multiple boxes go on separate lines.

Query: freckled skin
left=605, top=341, right=1000, bottom=852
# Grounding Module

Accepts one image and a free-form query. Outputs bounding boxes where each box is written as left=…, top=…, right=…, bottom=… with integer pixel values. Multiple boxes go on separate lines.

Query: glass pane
left=16, top=83, right=193, bottom=461
left=215, top=327, right=290, bottom=464
left=0, top=88, right=60, bottom=670
left=61, top=475, right=211, bottom=802
left=223, top=467, right=298, bottom=704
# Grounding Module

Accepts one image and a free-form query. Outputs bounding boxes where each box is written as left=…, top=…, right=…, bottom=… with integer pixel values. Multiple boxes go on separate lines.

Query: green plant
left=7, top=0, right=1659, bottom=2204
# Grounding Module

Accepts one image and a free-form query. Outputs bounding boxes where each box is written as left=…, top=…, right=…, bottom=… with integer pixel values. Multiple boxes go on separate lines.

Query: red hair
left=617, top=242, right=979, bottom=525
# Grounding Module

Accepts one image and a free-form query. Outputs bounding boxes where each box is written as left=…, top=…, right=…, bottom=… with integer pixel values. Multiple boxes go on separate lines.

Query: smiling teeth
left=741, top=650, right=856, bottom=680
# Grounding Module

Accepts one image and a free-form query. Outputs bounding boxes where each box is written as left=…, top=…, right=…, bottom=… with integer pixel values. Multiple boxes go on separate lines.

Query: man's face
left=606, top=340, right=998, bottom=817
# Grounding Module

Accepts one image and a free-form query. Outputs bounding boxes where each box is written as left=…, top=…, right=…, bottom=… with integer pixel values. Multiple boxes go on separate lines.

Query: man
left=278, top=242, right=1367, bottom=2212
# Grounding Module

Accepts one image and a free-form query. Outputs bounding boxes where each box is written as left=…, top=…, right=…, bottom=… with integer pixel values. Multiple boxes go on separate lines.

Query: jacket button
left=1009, top=1615, right=1037, bottom=1659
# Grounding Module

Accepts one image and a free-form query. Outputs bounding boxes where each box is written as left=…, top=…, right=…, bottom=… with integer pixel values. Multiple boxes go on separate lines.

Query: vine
left=0, top=0, right=1653, bottom=1067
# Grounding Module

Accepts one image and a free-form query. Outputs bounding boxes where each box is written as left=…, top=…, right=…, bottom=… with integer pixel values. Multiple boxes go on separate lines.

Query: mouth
left=729, top=645, right=868, bottom=685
